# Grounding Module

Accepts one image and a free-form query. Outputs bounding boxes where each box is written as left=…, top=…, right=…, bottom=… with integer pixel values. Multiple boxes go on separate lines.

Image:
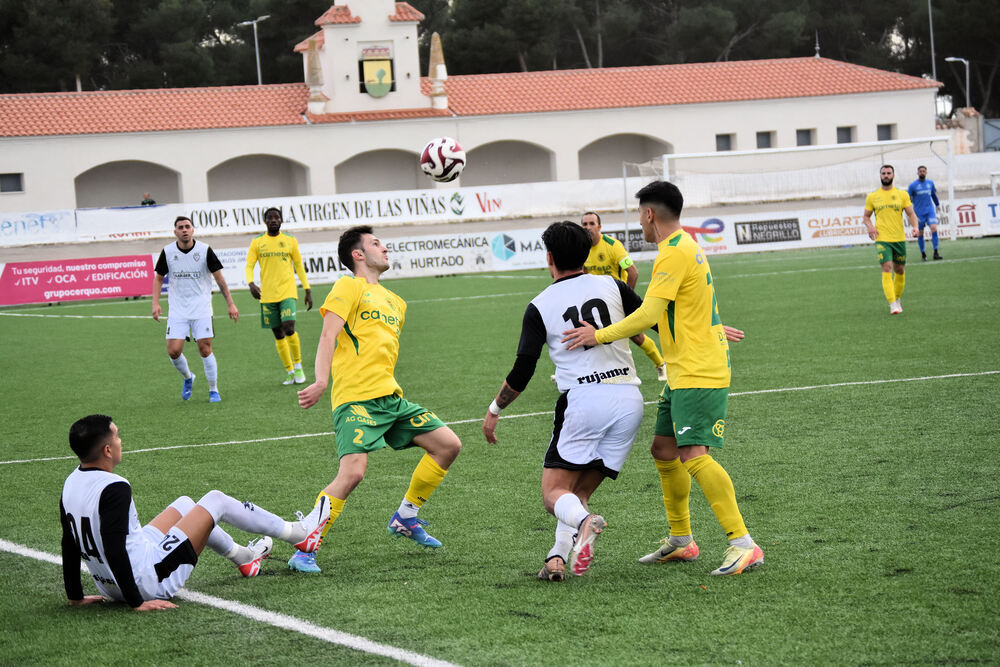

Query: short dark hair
left=581, top=211, right=601, bottom=224
left=917, top=165, right=927, bottom=170
left=635, top=180, right=684, bottom=218
left=339, top=225, right=373, bottom=272
left=881, top=164, right=895, bottom=173
left=69, top=415, right=113, bottom=462
left=173, top=216, right=191, bottom=227
left=263, top=207, right=282, bottom=219
left=542, top=221, right=591, bottom=271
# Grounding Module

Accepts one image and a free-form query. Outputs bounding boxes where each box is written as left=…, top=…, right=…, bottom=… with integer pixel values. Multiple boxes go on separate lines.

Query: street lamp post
left=927, top=0, right=936, bottom=82
left=238, top=15, right=271, bottom=86
left=944, top=56, right=970, bottom=109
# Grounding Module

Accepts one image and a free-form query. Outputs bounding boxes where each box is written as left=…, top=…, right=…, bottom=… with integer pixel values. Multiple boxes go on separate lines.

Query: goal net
left=623, top=136, right=958, bottom=239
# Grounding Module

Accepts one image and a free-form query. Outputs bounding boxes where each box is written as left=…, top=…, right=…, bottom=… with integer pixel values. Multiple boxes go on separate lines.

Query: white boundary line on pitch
left=0, top=312, right=149, bottom=319
left=0, top=539, right=459, bottom=667
left=724, top=254, right=1000, bottom=279
left=3, top=370, right=996, bottom=467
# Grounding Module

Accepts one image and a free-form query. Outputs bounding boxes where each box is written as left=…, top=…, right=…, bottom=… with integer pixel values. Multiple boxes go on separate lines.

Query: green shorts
left=332, top=395, right=446, bottom=459
left=876, top=241, right=906, bottom=265
left=653, top=386, right=729, bottom=448
left=260, top=298, right=297, bottom=329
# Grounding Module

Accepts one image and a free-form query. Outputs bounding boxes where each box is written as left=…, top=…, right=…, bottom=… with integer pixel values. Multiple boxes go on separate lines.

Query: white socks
left=548, top=520, right=576, bottom=561
left=168, top=495, right=239, bottom=562
left=553, top=493, right=589, bottom=531
left=396, top=499, right=419, bottom=520
left=170, top=354, right=191, bottom=378
left=196, top=490, right=286, bottom=537
left=201, top=353, right=218, bottom=391
left=729, top=535, right=754, bottom=548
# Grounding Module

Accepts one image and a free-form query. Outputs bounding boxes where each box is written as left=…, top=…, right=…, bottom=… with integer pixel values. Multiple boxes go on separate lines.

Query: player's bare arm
left=905, top=205, right=919, bottom=236
left=305, top=288, right=313, bottom=311
left=248, top=282, right=261, bottom=300
left=151, top=274, right=165, bottom=321
left=212, top=270, right=239, bottom=322
left=863, top=209, right=877, bottom=240
left=298, top=310, right=345, bottom=409
left=625, top=264, right=639, bottom=289
left=482, top=381, right=521, bottom=444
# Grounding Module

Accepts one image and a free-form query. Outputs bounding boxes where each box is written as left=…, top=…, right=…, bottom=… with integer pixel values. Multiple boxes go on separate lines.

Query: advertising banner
left=70, top=180, right=627, bottom=243
left=0, top=209, right=77, bottom=246
left=0, top=255, right=153, bottom=306
left=13, top=186, right=1000, bottom=249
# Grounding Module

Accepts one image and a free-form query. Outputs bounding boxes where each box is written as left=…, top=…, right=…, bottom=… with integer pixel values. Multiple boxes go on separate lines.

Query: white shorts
left=545, top=384, right=644, bottom=479
left=137, top=524, right=198, bottom=600
left=166, top=316, right=214, bottom=341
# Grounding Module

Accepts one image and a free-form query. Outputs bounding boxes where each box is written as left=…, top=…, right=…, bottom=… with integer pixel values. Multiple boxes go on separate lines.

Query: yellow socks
left=286, top=331, right=302, bottom=365
left=404, top=453, right=448, bottom=507
left=638, top=335, right=664, bottom=367
left=881, top=272, right=895, bottom=303
left=314, top=491, right=345, bottom=541
left=894, top=272, right=905, bottom=300
left=654, top=457, right=691, bottom=536
left=684, top=455, right=748, bottom=541
left=274, top=337, right=293, bottom=371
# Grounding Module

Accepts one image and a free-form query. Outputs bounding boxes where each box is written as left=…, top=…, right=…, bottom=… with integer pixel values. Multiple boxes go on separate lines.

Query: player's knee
left=197, top=489, right=225, bottom=508
left=445, top=431, right=462, bottom=457
left=340, top=470, right=366, bottom=491
left=169, top=495, right=195, bottom=515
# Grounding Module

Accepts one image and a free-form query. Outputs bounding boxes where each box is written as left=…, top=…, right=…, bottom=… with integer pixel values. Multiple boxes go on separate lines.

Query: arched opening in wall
left=207, top=155, right=309, bottom=201
left=334, top=149, right=430, bottom=194
left=74, top=161, right=180, bottom=208
left=578, top=135, right=673, bottom=180
left=462, top=141, right=554, bottom=186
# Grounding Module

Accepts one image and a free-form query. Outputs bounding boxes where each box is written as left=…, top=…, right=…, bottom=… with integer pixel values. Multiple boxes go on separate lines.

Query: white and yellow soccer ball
left=419, top=137, right=466, bottom=183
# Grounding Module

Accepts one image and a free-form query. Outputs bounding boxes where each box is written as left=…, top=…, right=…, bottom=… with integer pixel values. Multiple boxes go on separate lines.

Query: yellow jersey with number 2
left=320, top=275, right=406, bottom=410
left=645, top=229, right=730, bottom=389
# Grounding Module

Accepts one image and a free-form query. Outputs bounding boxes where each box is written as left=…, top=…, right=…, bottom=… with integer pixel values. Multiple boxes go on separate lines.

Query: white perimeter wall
left=0, top=88, right=938, bottom=214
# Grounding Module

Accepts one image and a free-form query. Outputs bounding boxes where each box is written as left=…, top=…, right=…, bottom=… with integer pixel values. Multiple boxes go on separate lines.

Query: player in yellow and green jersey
left=245, top=207, right=313, bottom=384
left=564, top=181, right=762, bottom=577
left=287, top=225, right=462, bottom=573
left=863, top=165, right=919, bottom=315
left=580, top=211, right=667, bottom=381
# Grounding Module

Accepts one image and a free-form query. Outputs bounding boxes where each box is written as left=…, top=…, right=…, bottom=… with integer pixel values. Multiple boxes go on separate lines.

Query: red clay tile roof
left=0, top=58, right=938, bottom=138
left=305, top=107, right=451, bottom=124
left=390, top=2, right=424, bottom=22
left=315, top=5, right=360, bottom=26
left=433, top=58, right=939, bottom=116
left=294, top=30, right=324, bottom=53
left=0, top=85, right=311, bottom=137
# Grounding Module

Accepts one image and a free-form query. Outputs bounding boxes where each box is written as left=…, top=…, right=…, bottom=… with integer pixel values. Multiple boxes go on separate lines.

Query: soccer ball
left=419, top=137, right=466, bottom=183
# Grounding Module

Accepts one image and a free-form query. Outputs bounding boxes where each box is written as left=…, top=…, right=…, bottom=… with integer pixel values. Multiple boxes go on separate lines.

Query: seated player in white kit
left=60, top=414, right=330, bottom=610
